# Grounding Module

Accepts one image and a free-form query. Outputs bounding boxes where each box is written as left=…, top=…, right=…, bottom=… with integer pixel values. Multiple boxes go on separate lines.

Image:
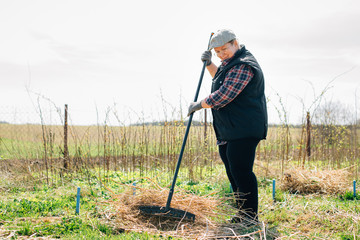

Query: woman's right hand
left=201, top=50, right=212, bottom=66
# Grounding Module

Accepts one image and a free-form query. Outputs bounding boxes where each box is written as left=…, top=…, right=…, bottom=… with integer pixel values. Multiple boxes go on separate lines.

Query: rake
left=138, top=32, right=214, bottom=221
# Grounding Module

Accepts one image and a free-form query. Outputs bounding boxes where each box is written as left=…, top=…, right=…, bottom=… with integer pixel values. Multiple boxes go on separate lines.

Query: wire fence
left=1, top=103, right=360, bottom=185
left=0, top=104, right=218, bottom=184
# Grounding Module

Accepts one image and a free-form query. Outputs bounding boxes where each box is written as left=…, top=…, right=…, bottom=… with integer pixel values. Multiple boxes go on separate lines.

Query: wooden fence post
left=64, top=104, right=69, bottom=170
left=204, top=109, right=208, bottom=166
left=306, top=111, right=311, bottom=160
left=204, top=109, right=207, bottom=142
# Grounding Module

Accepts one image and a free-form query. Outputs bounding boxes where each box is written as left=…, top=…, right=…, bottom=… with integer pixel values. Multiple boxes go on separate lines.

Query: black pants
left=219, top=138, right=260, bottom=218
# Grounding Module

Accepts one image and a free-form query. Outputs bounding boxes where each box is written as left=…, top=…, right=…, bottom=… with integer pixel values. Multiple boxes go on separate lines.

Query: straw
left=99, top=180, right=278, bottom=239
left=280, top=168, right=352, bottom=195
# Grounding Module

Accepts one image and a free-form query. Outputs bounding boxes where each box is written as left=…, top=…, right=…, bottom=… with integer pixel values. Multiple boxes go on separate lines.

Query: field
left=0, top=121, right=360, bottom=239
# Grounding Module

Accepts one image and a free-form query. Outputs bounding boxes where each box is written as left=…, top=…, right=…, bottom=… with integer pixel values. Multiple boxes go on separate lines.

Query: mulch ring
left=280, top=167, right=353, bottom=195
left=100, top=180, right=279, bottom=239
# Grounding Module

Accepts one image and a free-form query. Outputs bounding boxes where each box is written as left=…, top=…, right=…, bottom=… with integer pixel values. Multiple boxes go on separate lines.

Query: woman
left=188, top=29, right=268, bottom=223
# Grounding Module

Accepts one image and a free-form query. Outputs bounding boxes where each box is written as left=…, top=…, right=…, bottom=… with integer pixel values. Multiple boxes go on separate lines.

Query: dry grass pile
left=100, top=180, right=278, bottom=239
left=280, top=168, right=352, bottom=195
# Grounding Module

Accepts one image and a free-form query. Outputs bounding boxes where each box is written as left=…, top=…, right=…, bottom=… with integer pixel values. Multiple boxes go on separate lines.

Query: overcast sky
left=1, top=0, right=360, bottom=125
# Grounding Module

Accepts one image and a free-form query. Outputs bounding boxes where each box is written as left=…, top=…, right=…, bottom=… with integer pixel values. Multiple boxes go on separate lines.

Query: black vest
left=211, top=46, right=268, bottom=141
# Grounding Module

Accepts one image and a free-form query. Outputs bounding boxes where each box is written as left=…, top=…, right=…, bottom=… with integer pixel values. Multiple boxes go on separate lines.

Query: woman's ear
left=233, top=39, right=239, bottom=47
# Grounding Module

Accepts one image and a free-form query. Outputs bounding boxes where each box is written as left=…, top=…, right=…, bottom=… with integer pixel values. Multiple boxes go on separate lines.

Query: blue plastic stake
left=133, top=182, right=136, bottom=196
left=354, top=180, right=357, bottom=198
left=76, top=187, right=81, bottom=215
left=272, top=179, right=276, bottom=201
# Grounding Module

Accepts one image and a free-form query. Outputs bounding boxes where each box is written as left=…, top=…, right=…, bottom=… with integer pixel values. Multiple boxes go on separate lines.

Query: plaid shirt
left=204, top=56, right=254, bottom=110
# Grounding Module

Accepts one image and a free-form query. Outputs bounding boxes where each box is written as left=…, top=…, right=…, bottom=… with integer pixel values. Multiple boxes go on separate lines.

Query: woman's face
left=214, top=41, right=238, bottom=61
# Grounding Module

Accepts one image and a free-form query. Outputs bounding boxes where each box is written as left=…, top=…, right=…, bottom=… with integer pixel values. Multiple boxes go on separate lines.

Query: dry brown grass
left=99, top=181, right=278, bottom=239
left=280, top=168, right=352, bottom=195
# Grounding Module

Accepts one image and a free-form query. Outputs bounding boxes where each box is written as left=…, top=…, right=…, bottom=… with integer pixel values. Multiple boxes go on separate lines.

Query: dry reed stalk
left=280, top=168, right=352, bottom=195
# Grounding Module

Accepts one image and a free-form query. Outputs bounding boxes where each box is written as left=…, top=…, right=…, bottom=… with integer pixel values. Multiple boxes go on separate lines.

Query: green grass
left=0, top=138, right=44, bottom=160
left=0, top=124, right=219, bottom=161
left=259, top=184, right=360, bottom=239
left=0, top=136, right=217, bottom=163
left=0, top=166, right=359, bottom=239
